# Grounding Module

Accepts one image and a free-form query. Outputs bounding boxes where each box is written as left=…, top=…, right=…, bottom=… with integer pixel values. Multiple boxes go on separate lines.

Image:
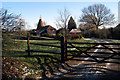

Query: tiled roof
left=70, top=29, right=81, bottom=33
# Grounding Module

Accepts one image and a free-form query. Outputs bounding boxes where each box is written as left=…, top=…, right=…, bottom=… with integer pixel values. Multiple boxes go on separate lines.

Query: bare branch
left=56, top=8, right=70, bottom=29
left=0, top=8, right=25, bottom=32
left=79, top=4, right=115, bottom=29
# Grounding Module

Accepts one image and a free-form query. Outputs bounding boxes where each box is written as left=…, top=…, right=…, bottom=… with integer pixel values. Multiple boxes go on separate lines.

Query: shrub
left=70, top=33, right=83, bottom=40
left=113, top=27, right=120, bottom=39
left=66, top=34, right=72, bottom=40
left=83, top=29, right=111, bottom=39
left=55, top=33, right=63, bottom=40
left=41, top=33, right=56, bottom=38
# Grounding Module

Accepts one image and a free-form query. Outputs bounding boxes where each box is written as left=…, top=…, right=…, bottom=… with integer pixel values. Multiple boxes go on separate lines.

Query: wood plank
left=26, top=50, right=61, bottom=54
left=61, top=36, right=65, bottom=63
left=30, top=36, right=57, bottom=40
left=67, top=42, right=120, bottom=45
left=27, top=32, right=30, bottom=56
left=30, top=43, right=61, bottom=48
left=67, top=59, right=120, bottom=64
left=67, top=55, right=120, bottom=59
left=67, top=46, right=120, bottom=49
left=86, top=52, right=116, bottom=55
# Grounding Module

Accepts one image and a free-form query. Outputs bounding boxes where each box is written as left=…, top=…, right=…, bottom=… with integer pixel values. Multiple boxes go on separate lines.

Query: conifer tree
left=68, top=16, right=77, bottom=31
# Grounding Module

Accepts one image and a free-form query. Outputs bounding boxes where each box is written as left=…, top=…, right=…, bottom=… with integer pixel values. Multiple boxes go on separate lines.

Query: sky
left=1, top=1, right=119, bottom=30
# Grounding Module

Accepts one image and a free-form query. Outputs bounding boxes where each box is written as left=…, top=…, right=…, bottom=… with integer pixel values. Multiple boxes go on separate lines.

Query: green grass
left=3, top=38, right=95, bottom=79
left=112, top=40, right=120, bottom=43
left=102, top=38, right=120, bottom=43
left=3, top=39, right=94, bottom=57
left=2, top=33, right=120, bottom=79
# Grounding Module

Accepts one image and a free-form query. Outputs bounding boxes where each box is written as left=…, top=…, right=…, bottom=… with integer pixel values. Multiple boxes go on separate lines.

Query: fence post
left=65, top=40, right=67, bottom=60
left=27, top=32, right=30, bottom=56
left=61, top=36, right=65, bottom=63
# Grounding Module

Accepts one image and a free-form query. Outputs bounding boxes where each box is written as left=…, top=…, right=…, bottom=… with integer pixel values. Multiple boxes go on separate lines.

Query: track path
left=49, top=39, right=120, bottom=80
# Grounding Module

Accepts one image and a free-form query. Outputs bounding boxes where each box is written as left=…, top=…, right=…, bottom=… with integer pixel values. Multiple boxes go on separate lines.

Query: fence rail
left=67, top=46, right=120, bottom=49
left=30, top=43, right=61, bottom=48
left=26, top=32, right=120, bottom=63
left=67, top=40, right=120, bottom=63
left=26, top=32, right=66, bottom=63
left=67, top=42, right=120, bottom=45
left=26, top=50, right=61, bottom=54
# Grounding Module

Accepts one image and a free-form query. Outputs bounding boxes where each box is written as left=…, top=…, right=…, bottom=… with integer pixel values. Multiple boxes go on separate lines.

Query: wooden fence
left=66, top=41, right=120, bottom=63
left=26, top=32, right=67, bottom=63
left=27, top=32, right=120, bottom=63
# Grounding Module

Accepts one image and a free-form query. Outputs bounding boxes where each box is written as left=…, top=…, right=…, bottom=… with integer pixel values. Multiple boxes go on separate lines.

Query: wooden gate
left=27, top=32, right=120, bottom=63
left=66, top=41, right=120, bottom=64
left=26, top=33, right=120, bottom=79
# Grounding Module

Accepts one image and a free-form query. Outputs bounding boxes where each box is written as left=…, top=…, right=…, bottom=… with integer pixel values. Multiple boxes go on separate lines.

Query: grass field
left=3, top=39, right=94, bottom=57
left=2, top=38, right=96, bottom=79
left=112, top=40, right=120, bottom=43
left=3, top=37, right=120, bottom=79
left=3, top=38, right=94, bottom=67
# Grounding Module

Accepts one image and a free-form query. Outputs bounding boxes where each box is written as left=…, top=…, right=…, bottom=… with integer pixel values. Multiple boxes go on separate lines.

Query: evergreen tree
left=68, top=16, right=77, bottom=31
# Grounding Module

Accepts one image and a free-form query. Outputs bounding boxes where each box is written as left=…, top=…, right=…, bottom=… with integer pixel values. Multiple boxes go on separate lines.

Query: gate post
left=27, top=32, right=30, bottom=56
left=61, top=36, right=65, bottom=63
left=65, top=40, right=67, bottom=60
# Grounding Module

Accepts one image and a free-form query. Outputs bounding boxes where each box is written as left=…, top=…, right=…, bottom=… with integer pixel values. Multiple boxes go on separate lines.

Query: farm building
left=69, top=29, right=81, bottom=37
left=38, top=25, right=56, bottom=36
left=30, top=17, right=56, bottom=36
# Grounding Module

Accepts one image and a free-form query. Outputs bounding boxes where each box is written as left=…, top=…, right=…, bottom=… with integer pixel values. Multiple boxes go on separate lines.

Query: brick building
left=30, top=17, right=56, bottom=36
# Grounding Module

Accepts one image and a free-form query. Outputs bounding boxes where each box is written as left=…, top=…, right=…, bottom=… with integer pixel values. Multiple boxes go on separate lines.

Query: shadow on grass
left=3, top=50, right=120, bottom=80
left=2, top=51, right=27, bottom=57
left=17, top=54, right=120, bottom=80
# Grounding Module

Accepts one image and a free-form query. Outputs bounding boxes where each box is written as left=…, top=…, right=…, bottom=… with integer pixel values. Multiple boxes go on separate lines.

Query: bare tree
left=0, top=9, right=25, bottom=32
left=56, top=8, right=70, bottom=38
left=79, top=4, right=115, bottom=29
left=12, top=18, right=26, bottom=31
left=43, top=21, right=47, bottom=26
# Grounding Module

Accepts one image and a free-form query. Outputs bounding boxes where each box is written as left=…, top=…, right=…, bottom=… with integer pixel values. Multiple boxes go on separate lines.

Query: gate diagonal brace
left=68, top=43, right=100, bottom=62
left=100, top=44, right=120, bottom=62
left=67, top=43, right=81, bottom=60
left=68, top=43, right=83, bottom=55
left=82, top=44, right=100, bottom=62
